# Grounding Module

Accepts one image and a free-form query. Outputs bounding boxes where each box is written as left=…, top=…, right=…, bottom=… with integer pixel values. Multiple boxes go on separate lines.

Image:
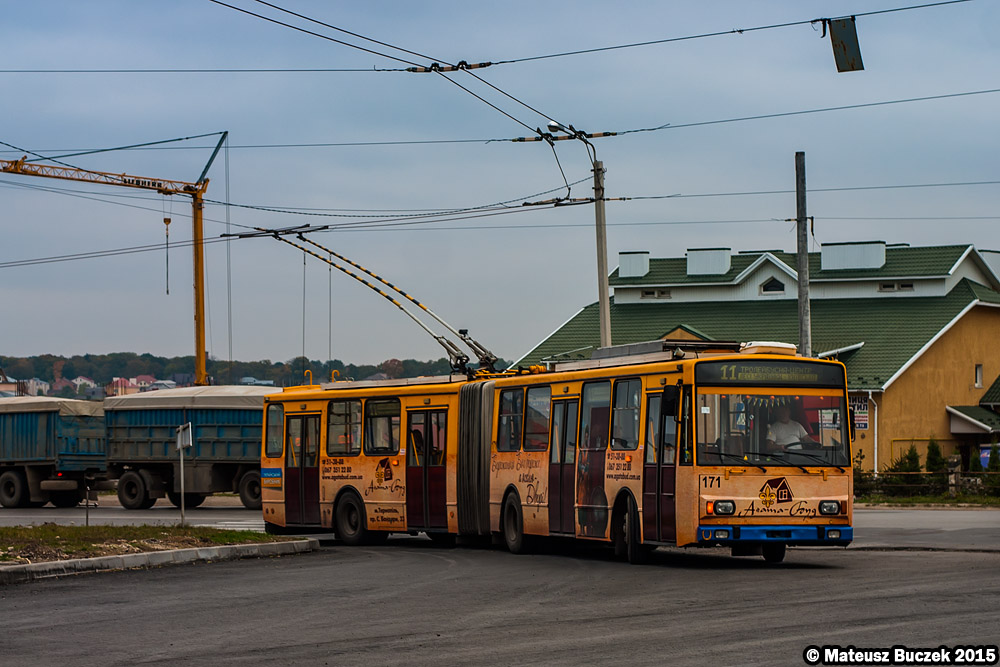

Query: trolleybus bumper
left=697, top=525, right=852, bottom=546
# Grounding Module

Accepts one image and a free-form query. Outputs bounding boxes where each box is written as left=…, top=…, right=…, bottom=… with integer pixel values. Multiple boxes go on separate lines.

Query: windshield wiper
left=783, top=447, right=848, bottom=473
left=712, top=451, right=766, bottom=472
left=762, top=451, right=809, bottom=473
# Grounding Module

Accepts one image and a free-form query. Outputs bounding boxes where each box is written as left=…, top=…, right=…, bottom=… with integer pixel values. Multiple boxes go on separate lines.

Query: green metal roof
left=609, top=244, right=974, bottom=286
left=949, top=405, right=1000, bottom=432
left=515, top=278, right=1000, bottom=391
left=981, top=374, right=1000, bottom=406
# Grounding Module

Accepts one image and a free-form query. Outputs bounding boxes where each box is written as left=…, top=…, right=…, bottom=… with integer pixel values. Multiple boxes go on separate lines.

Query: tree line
left=1, top=353, right=509, bottom=388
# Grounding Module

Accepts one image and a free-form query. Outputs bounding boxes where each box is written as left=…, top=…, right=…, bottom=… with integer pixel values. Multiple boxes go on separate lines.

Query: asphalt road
left=2, top=540, right=998, bottom=666
left=2, top=502, right=998, bottom=550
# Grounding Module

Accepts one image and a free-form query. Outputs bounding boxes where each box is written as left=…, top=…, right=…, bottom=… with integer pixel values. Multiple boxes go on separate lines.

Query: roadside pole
left=593, top=160, right=612, bottom=349
left=176, top=423, right=193, bottom=526
left=795, top=151, right=812, bottom=358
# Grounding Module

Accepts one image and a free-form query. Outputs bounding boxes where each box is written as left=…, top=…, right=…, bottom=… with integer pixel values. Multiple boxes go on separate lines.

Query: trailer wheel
left=50, top=491, right=82, bottom=508
left=167, top=491, right=207, bottom=509
left=0, top=470, right=28, bottom=508
left=117, top=471, right=151, bottom=510
left=335, top=492, right=368, bottom=546
left=238, top=471, right=262, bottom=510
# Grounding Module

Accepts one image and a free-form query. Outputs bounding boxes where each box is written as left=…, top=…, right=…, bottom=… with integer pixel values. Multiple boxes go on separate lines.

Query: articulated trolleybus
left=261, top=340, right=853, bottom=563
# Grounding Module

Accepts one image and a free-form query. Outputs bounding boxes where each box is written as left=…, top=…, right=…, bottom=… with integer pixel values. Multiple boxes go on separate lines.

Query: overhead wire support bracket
left=406, top=60, right=493, bottom=73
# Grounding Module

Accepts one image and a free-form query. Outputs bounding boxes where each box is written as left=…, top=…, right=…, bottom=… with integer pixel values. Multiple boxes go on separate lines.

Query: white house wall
left=945, top=256, right=995, bottom=292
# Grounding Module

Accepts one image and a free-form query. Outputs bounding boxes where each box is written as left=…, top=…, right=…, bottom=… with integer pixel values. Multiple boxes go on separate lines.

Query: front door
left=405, top=410, right=448, bottom=530
left=285, top=414, right=321, bottom=525
left=548, top=400, right=578, bottom=534
left=642, top=393, right=678, bottom=542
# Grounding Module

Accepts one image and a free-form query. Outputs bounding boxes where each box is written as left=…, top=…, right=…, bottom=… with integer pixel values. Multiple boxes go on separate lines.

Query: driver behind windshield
left=766, top=404, right=816, bottom=452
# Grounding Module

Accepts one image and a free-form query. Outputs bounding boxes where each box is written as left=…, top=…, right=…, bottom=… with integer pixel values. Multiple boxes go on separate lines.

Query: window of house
left=641, top=290, right=656, bottom=299
left=760, top=277, right=785, bottom=295
left=523, top=386, right=551, bottom=451
left=898, top=282, right=914, bottom=291
left=878, top=282, right=897, bottom=292
left=497, top=388, right=524, bottom=452
left=975, top=364, right=984, bottom=388
left=364, top=398, right=400, bottom=456
left=328, top=399, right=362, bottom=456
left=640, top=289, right=671, bottom=300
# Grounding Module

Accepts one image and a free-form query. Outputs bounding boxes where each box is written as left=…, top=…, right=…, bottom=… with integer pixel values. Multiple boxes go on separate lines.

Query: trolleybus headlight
left=714, top=500, right=736, bottom=515
left=827, top=529, right=842, bottom=539
left=819, top=500, right=841, bottom=515
left=714, top=529, right=730, bottom=540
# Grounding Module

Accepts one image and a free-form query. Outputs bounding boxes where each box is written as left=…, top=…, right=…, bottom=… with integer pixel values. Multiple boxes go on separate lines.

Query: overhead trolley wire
left=5, top=86, right=996, bottom=158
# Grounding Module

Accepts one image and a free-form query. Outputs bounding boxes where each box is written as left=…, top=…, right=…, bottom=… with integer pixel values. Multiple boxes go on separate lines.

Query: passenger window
left=265, top=403, right=284, bottom=458
left=645, top=395, right=660, bottom=464
left=523, top=386, right=551, bottom=452
left=365, top=398, right=400, bottom=456
left=611, top=379, right=641, bottom=450
left=328, top=400, right=362, bottom=456
left=679, top=388, right=693, bottom=465
left=286, top=417, right=302, bottom=468
left=580, top=381, right=611, bottom=451
left=497, top=388, right=523, bottom=452
left=304, top=416, right=319, bottom=468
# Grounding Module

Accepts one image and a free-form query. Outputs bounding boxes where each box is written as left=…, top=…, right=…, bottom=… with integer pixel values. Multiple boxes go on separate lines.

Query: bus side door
left=285, top=414, right=321, bottom=526
left=547, top=399, right=578, bottom=534
left=405, top=410, right=448, bottom=531
left=642, top=387, right=678, bottom=542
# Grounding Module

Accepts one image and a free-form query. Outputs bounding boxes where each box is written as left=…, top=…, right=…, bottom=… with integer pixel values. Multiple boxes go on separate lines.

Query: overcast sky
left=1, top=0, right=998, bottom=368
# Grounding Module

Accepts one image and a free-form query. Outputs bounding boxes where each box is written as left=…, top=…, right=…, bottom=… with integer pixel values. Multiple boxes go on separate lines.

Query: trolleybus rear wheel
left=502, top=494, right=529, bottom=554
left=762, top=543, right=786, bottom=563
left=335, top=492, right=367, bottom=546
left=625, top=495, right=651, bottom=564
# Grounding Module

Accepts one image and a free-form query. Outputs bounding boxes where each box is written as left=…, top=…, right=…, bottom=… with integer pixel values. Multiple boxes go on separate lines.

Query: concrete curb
left=0, top=538, right=318, bottom=586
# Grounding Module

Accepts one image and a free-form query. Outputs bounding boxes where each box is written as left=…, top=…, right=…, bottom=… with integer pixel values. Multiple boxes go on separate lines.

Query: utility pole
left=795, top=151, right=812, bottom=358
left=593, top=160, right=612, bottom=348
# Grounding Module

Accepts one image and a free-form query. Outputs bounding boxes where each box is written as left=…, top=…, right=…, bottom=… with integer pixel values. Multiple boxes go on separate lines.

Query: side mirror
left=848, top=407, right=856, bottom=442
left=662, top=385, right=680, bottom=422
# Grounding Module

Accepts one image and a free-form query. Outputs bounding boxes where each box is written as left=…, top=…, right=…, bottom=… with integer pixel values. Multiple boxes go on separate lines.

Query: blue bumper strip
left=697, top=524, right=853, bottom=546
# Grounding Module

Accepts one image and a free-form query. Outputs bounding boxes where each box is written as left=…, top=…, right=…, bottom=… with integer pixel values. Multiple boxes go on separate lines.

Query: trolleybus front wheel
left=762, top=543, right=786, bottom=563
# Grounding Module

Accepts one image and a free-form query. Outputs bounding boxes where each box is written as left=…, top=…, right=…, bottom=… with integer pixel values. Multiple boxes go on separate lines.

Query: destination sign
left=695, top=360, right=844, bottom=388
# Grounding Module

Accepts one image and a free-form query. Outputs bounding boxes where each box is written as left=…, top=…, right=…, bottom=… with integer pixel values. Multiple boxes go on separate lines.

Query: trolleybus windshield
left=695, top=390, right=850, bottom=468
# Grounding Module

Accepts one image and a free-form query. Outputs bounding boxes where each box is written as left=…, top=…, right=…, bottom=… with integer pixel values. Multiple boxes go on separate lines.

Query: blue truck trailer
left=104, top=386, right=279, bottom=510
left=0, top=397, right=107, bottom=508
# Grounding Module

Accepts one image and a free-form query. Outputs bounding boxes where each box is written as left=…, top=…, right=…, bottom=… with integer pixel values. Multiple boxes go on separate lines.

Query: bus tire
left=238, top=471, right=262, bottom=510
left=625, top=495, right=650, bottom=565
left=0, top=470, right=29, bottom=508
left=762, top=543, right=786, bottom=563
left=335, top=492, right=368, bottom=546
left=50, top=491, right=82, bottom=508
left=117, top=471, right=150, bottom=510
left=611, top=502, right=627, bottom=559
left=502, top=494, right=529, bottom=554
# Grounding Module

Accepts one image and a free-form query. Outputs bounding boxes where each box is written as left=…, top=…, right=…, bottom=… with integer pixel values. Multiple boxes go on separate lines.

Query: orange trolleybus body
left=262, top=344, right=853, bottom=562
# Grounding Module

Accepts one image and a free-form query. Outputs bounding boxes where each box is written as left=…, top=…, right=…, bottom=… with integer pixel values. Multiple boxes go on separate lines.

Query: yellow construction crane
left=0, top=133, right=228, bottom=386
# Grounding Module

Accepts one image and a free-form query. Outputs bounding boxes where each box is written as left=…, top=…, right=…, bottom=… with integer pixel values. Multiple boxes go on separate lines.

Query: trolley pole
left=593, top=160, right=612, bottom=349
left=795, top=151, right=812, bottom=358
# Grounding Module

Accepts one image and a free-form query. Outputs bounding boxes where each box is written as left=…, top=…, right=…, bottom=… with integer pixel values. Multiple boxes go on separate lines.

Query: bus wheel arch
left=612, top=489, right=649, bottom=564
